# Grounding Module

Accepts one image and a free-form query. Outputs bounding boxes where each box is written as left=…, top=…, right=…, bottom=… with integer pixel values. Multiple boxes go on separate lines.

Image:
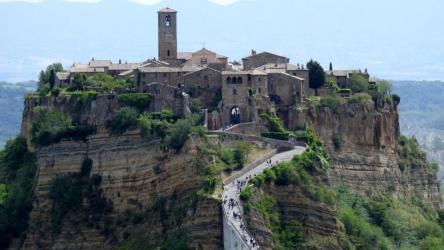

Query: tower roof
left=158, top=7, right=177, bottom=13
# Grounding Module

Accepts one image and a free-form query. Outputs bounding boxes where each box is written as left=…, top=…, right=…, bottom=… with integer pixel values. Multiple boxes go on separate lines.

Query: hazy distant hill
left=393, top=80, right=444, bottom=179
left=0, top=81, right=36, bottom=147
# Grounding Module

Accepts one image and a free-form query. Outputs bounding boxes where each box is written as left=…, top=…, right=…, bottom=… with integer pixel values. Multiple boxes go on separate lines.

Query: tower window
left=232, top=89, right=237, bottom=95
left=227, top=77, right=232, bottom=84
left=167, top=50, right=170, bottom=57
left=165, top=15, right=171, bottom=27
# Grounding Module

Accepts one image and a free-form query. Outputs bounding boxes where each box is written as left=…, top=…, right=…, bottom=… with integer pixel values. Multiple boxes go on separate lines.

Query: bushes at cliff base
left=0, top=136, right=36, bottom=248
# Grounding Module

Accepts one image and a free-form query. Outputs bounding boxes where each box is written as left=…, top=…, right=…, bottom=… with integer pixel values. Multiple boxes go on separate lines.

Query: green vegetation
left=0, top=136, right=37, bottom=248
left=37, top=63, right=64, bottom=93
left=118, top=93, right=152, bottom=112
left=260, top=112, right=292, bottom=140
left=31, top=106, right=95, bottom=146
left=107, top=107, right=139, bottom=135
left=163, top=114, right=205, bottom=150
left=348, top=92, right=373, bottom=106
left=307, top=60, right=325, bottom=95
left=348, top=74, right=369, bottom=93
left=398, top=135, right=438, bottom=172
left=84, top=73, right=132, bottom=93
left=332, top=133, right=344, bottom=151
left=338, top=188, right=444, bottom=249
left=48, top=158, right=111, bottom=234
left=319, top=94, right=345, bottom=112
left=251, top=130, right=332, bottom=204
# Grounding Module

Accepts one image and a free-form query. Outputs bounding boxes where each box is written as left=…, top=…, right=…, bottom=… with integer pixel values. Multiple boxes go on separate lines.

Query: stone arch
left=230, top=106, right=241, bottom=125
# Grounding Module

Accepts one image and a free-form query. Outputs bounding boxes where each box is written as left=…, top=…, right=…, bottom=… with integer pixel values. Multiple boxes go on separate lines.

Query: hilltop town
left=1, top=7, right=442, bottom=250
left=52, top=7, right=375, bottom=131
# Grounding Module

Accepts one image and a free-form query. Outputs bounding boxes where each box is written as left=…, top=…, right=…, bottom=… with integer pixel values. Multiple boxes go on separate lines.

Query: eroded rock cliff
left=21, top=131, right=222, bottom=249
left=307, top=103, right=440, bottom=207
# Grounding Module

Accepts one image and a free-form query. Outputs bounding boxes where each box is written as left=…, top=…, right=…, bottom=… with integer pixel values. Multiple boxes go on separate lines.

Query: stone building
left=183, top=67, right=222, bottom=108
left=242, top=50, right=290, bottom=70
left=180, top=48, right=229, bottom=71
left=144, top=82, right=188, bottom=117
left=325, top=69, right=370, bottom=88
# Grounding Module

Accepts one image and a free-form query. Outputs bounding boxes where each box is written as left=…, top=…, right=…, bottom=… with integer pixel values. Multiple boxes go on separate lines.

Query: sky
left=0, top=0, right=443, bottom=82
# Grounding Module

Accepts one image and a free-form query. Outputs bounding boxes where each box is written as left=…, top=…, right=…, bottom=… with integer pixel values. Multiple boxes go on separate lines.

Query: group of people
left=266, top=158, right=278, bottom=167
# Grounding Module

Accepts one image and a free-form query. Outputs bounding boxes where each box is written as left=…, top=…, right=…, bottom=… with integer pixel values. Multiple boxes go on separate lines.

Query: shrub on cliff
left=260, top=112, right=286, bottom=133
left=348, top=92, right=373, bottom=106
left=337, top=188, right=444, bottom=249
left=118, top=93, right=152, bottom=112
left=163, top=114, right=205, bottom=150
left=31, top=106, right=95, bottom=146
left=348, top=74, right=369, bottom=93
left=0, top=136, right=37, bottom=248
left=397, top=135, right=436, bottom=172
left=319, top=94, right=345, bottom=112
left=107, top=107, right=139, bottom=135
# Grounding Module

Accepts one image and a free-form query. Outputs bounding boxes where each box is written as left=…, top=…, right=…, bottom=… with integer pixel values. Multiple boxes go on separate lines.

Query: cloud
left=0, top=0, right=45, bottom=3
left=0, top=0, right=102, bottom=3
left=209, top=0, right=252, bottom=6
left=65, top=0, right=102, bottom=3
left=128, top=0, right=165, bottom=6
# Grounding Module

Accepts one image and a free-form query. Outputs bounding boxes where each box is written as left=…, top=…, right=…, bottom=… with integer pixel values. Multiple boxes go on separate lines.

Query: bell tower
left=158, top=7, right=177, bottom=62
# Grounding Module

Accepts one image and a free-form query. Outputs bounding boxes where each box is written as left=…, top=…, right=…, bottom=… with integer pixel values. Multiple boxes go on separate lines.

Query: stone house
left=183, top=67, right=222, bottom=108
left=242, top=50, right=290, bottom=70
left=181, top=48, right=229, bottom=71
left=144, top=82, right=186, bottom=116
left=325, top=69, right=370, bottom=88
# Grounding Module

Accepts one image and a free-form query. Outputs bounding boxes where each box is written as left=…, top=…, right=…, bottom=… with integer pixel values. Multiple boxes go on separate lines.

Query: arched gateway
left=230, top=107, right=240, bottom=125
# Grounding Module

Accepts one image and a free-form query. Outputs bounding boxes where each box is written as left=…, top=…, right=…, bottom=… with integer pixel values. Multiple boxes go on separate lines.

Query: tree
left=329, top=62, right=333, bottom=71
left=49, top=69, right=56, bottom=90
left=38, top=63, right=64, bottom=92
left=307, top=60, right=325, bottom=96
left=348, top=74, right=369, bottom=93
left=376, top=80, right=392, bottom=96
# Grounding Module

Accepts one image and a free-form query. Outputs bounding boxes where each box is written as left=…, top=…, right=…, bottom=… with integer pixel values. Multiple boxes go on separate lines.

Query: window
left=165, top=15, right=171, bottom=27
left=155, top=73, right=158, bottom=79
left=258, top=77, right=261, bottom=82
left=248, top=75, right=252, bottom=82
left=163, top=73, right=167, bottom=78
left=167, top=50, right=170, bottom=57
left=233, top=77, right=237, bottom=84
left=227, top=77, right=232, bottom=84
left=204, top=75, right=208, bottom=81
left=232, top=89, right=237, bottom=95
left=258, top=88, right=261, bottom=93
left=238, top=77, right=243, bottom=84
left=201, top=58, right=208, bottom=65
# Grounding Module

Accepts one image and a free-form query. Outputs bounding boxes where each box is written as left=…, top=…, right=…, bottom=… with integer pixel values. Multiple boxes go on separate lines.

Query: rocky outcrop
left=307, top=103, right=440, bottom=207
left=21, top=132, right=223, bottom=249
left=246, top=184, right=342, bottom=250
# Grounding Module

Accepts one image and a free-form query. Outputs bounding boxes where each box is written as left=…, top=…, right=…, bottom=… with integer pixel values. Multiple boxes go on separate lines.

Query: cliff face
left=307, top=103, right=440, bottom=207
left=246, top=185, right=342, bottom=250
left=21, top=131, right=222, bottom=250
